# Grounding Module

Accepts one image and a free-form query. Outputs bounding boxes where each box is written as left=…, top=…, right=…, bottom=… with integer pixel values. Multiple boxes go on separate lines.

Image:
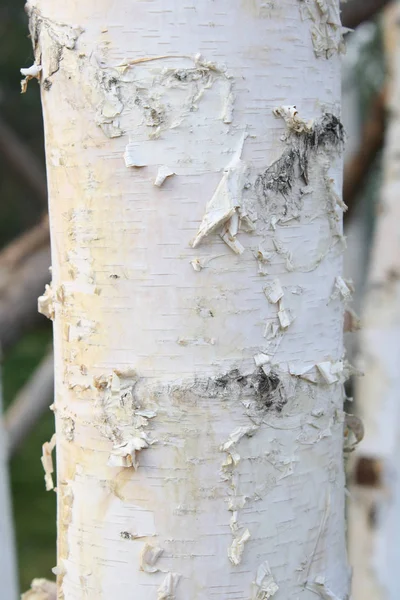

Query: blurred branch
left=4, top=351, right=54, bottom=458
left=341, top=0, right=393, bottom=29
left=0, top=215, right=49, bottom=270
left=343, top=87, right=387, bottom=219
left=0, top=116, right=47, bottom=205
left=0, top=217, right=51, bottom=353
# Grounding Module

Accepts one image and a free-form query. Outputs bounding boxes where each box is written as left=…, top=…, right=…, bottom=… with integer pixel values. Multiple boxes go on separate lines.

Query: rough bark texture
left=349, top=3, right=400, bottom=599
left=30, top=1, right=349, bottom=598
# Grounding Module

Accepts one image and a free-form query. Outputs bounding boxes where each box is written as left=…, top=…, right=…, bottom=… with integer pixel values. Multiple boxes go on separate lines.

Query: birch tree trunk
left=349, top=4, right=400, bottom=599
left=27, top=1, right=350, bottom=598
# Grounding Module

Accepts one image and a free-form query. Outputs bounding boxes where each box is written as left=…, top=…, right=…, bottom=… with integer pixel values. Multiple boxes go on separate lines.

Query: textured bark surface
left=30, top=1, right=349, bottom=598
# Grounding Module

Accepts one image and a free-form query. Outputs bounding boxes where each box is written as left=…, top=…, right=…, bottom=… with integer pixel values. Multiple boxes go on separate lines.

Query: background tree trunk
left=0, top=368, right=18, bottom=599
left=349, top=3, right=400, bottom=599
left=31, top=1, right=350, bottom=598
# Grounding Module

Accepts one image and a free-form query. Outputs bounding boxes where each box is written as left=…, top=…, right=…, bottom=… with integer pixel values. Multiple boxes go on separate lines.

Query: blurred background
left=0, top=0, right=394, bottom=596
left=0, top=1, right=54, bottom=591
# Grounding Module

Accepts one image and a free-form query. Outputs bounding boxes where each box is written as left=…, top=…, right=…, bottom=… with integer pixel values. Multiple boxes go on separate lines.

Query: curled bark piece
left=41, top=433, right=56, bottom=491
left=21, top=578, right=57, bottom=600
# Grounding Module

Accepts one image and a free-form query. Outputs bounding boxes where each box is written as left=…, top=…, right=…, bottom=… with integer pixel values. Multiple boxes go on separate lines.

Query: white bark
left=349, top=4, right=400, bottom=599
left=29, top=1, right=349, bottom=598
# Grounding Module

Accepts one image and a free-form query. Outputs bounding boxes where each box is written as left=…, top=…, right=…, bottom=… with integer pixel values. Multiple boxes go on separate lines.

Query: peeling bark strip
left=20, top=63, right=42, bottom=93
left=41, top=433, right=56, bottom=491
left=257, top=108, right=344, bottom=199
left=298, top=0, right=347, bottom=58
left=29, top=0, right=349, bottom=598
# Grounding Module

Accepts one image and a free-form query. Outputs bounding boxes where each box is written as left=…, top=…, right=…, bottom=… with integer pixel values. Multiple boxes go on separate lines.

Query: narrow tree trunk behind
left=0, top=369, right=18, bottom=600
left=349, top=3, right=400, bottom=599
left=30, top=1, right=349, bottom=598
